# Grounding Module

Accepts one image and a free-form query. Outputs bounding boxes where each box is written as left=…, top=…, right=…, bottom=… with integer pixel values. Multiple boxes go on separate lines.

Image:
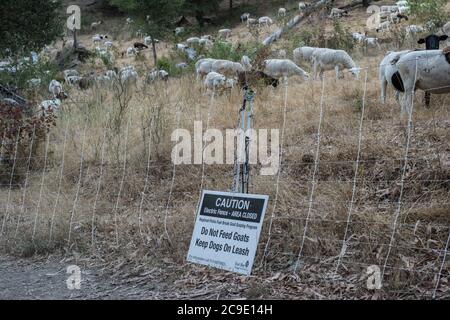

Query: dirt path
left=0, top=255, right=159, bottom=299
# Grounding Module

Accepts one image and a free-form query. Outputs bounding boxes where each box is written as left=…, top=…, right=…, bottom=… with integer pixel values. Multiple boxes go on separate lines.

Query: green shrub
left=408, top=0, right=448, bottom=28
left=0, top=57, right=59, bottom=94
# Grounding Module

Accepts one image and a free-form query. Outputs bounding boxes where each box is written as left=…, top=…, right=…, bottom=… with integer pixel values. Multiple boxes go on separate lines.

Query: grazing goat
left=278, top=8, right=287, bottom=17
left=241, top=13, right=250, bottom=22
left=92, top=34, right=107, bottom=44
left=405, top=25, right=424, bottom=36
left=329, top=8, right=348, bottom=19
left=126, top=47, right=137, bottom=57
left=263, top=59, right=310, bottom=80
left=146, top=70, right=169, bottom=83
left=390, top=49, right=450, bottom=114
left=186, top=37, right=201, bottom=46
left=278, top=49, right=287, bottom=58
left=27, top=78, right=41, bottom=88
left=90, top=21, right=102, bottom=30
left=196, top=58, right=244, bottom=78
left=381, top=5, right=399, bottom=13
left=247, top=18, right=258, bottom=27
left=49, top=80, right=63, bottom=97
left=293, top=46, right=318, bottom=66
left=299, top=2, right=307, bottom=10
left=204, top=71, right=227, bottom=92
left=63, top=69, right=78, bottom=81
left=258, top=17, right=273, bottom=27
left=352, top=32, right=366, bottom=43
left=66, top=76, right=82, bottom=86
left=175, top=62, right=188, bottom=69
left=174, top=27, right=185, bottom=35
left=199, top=38, right=213, bottom=50
left=312, top=49, right=360, bottom=79
left=120, top=68, right=138, bottom=86
left=218, top=29, right=232, bottom=39
left=442, top=22, right=450, bottom=36
left=241, top=56, right=252, bottom=72
left=40, top=98, right=61, bottom=115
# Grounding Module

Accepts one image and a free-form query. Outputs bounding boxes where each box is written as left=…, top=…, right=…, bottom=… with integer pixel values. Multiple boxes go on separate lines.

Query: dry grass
left=1, top=60, right=449, bottom=298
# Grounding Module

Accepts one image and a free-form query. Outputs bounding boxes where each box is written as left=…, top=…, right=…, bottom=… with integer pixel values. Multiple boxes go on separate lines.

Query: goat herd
left=1, top=1, right=449, bottom=118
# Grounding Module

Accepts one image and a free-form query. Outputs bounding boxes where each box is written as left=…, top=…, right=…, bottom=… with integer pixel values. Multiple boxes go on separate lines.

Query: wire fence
left=0, top=54, right=449, bottom=299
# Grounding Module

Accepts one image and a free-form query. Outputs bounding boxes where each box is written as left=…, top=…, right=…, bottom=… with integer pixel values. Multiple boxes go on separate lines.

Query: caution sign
left=187, top=190, right=269, bottom=275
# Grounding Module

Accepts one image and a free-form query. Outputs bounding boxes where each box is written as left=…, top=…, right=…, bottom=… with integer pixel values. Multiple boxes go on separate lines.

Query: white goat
left=278, top=8, right=287, bottom=17
left=90, top=21, right=102, bottom=30
left=120, top=68, right=138, bottom=86
left=379, top=50, right=411, bottom=104
left=381, top=5, right=399, bottom=13
left=175, top=62, right=189, bottom=69
left=299, top=2, right=307, bottom=10
left=211, top=60, right=244, bottom=77
left=63, top=69, right=78, bottom=81
left=241, top=13, right=250, bottom=22
left=405, top=25, right=424, bottom=35
left=247, top=18, right=258, bottom=27
left=186, top=37, right=201, bottom=46
left=241, top=55, right=252, bottom=72
left=204, top=71, right=226, bottom=92
left=258, top=16, right=273, bottom=27
left=352, top=32, right=366, bottom=43
left=442, top=21, right=450, bottom=36
left=293, top=46, right=319, bottom=66
left=66, top=76, right=82, bottom=86
left=28, top=78, right=41, bottom=88
left=218, top=29, right=232, bottom=39
left=312, top=49, right=360, bottom=79
left=263, top=59, right=310, bottom=81
left=49, top=80, right=63, bottom=97
left=394, top=50, right=450, bottom=114
left=40, top=98, right=61, bottom=115
left=329, top=8, right=348, bottom=19
left=126, top=47, right=137, bottom=57
left=174, top=27, right=185, bottom=35
left=146, top=70, right=169, bottom=83
left=278, top=49, right=287, bottom=58
left=199, top=38, right=213, bottom=50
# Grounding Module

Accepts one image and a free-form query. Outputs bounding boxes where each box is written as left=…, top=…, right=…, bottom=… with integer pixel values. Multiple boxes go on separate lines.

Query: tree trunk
left=229, top=0, right=233, bottom=10
left=195, top=10, right=204, bottom=28
left=151, top=38, right=157, bottom=67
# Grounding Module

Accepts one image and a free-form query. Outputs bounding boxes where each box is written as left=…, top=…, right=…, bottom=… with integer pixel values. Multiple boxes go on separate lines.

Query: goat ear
left=439, top=35, right=448, bottom=41
left=417, top=38, right=425, bottom=44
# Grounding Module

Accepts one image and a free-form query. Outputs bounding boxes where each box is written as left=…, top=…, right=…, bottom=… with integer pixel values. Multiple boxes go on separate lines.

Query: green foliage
left=206, top=41, right=262, bottom=62
left=183, top=0, right=222, bottom=26
left=0, top=0, right=63, bottom=58
left=327, top=20, right=354, bottom=52
left=0, top=58, right=58, bottom=93
left=408, top=0, right=448, bottom=27
left=109, top=0, right=183, bottom=38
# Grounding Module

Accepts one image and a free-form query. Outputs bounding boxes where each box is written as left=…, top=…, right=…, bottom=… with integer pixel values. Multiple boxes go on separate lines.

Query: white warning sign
left=187, top=190, right=269, bottom=275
